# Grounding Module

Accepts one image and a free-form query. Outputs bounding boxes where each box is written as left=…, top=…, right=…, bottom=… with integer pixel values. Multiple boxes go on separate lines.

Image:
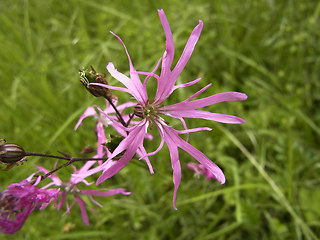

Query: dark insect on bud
left=0, top=139, right=26, bottom=164
left=80, top=65, right=115, bottom=99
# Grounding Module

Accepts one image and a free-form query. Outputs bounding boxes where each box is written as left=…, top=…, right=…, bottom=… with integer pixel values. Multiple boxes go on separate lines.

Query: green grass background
left=1, top=0, right=319, bottom=239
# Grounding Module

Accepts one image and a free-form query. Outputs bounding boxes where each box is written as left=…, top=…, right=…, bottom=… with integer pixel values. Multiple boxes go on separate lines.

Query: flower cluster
left=1, top=9, right=246, bottom=234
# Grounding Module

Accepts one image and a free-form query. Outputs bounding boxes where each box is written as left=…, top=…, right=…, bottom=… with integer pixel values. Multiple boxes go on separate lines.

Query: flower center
left=134, top=103, right=162, bottom=122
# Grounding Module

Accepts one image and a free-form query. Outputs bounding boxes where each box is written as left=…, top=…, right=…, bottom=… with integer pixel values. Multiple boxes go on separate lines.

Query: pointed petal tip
left=96, top=176, right=105, bottom=185
left=241, top=93, right=248, bottom=100
left=235, top=118, right=246, bottom=124
left=220, top=178, right=226, bottom=185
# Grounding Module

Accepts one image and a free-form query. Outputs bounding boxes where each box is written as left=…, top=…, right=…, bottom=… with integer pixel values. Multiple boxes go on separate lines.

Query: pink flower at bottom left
left=0, top=180, right=59, bottom=234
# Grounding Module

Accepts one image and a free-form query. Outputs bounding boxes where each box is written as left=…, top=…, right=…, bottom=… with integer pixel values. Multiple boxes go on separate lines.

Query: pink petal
left=142, top=57, right=162, bottom=87
left=74, top=196, right=89, bottom=225
left=164, top=92, right=248, bottom=112
left=34, top=165, right=62, bottom=186
left=179, top=141, right=225, bottom=184
left=177, top=117, right=189, bottom=141
left=95, top=122, right=107, bottom=158
left=154, top=19, right=203, bottom=104
left=88, top=196, right=103, bottom=208
left=90, top=82, right=130, bottom=94
left=136, top=146, right=154, bottom=174
left=155, top=122, right=181, bottom=210
left=96, top=107, right=129, bottom=132
left=171, top=20, right=203, bottom=82
left=167, top=141, right=181, bottom=210
left=183, top=84, right=212, bottom=102
left=79, top=188, right=131, bottom=197
left=116, top=101, right=136, bottom=112
left=139, top=137, right=164, bottom=160
left=74, top=106, right=97, bottom=130
left=167, top=110, right=246, bottom=124
left=158, top=9, right=174, bottom=72
left=57, top=191, right=67, bottom=210
left=96, top=122, right=147, bottom=184
left=105, top=63, right=147, bottom=104
left=178, top=127, right=212, bottom=134
left=159, top=124, right=226, bottom=207
left=173, top=78, right=202, bottom=91
left=109, top=32, right=149, bottom=105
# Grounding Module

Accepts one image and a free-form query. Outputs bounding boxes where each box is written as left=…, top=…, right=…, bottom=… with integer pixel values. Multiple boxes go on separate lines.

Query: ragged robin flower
left=0, top=179, right=58, bottom=234
left=91, top=9, right=247, bottom=209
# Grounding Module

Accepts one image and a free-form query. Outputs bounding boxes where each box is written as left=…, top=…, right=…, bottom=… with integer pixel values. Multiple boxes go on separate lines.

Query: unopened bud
left=80, top=65, right=115, bottom=99
left=80, top=146, right=95, bottom=154
left=0, top=139, right=26, bottom=163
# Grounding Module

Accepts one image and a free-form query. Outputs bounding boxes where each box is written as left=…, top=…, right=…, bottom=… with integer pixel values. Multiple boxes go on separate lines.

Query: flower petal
left=79, top=188, right=131, bottom=197
left=173, top=78, right=202, bottom=91
left=154, top=19, right=203, bottom=104
left=96, top=121, right=147, bottom=184
left=163, top=92, right=248, bottom=112
left=109, top=32, right=149, bottom=105
left=171, top=20, right=203, bottom=82
left=179, top=141, right=225, bottom=184
left=160, top=124, right=226, bottom=194
left=74, top=196, right=89, bottom=225
left=167, top=110, right=246, bottom=124
left=34, top=165, right=63, bottom=186
left=137, top=146, right=154, bottom=174
left=74, top=106, right=97, bottom=130
left=158, top=9, right=174, bottom=72
left=166, top=140, right=181, bottom=210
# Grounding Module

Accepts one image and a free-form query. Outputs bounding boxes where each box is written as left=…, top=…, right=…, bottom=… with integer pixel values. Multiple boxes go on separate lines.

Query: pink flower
left=35, top=163, right=130, bottom=225
left=92, top=9, right=247, bottom=209
left=0, top=180, right=58, bottom=234
left=186, top=162, right=218, bottom=180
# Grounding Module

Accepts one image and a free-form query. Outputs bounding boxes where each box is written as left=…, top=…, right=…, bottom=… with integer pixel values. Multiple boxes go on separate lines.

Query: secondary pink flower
left=186, top=162, right=218, bottom=180
left=92, top=9, right=247, bottom=209
left=0, top=180, right=58, bottom=234
left=35, top=163, right=130, bottom=225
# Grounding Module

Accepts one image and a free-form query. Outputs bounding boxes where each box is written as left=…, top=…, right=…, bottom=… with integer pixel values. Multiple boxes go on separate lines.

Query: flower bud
left=0, top=140, right=26, bottom=163
left=80, top=65, right=115, bottom=99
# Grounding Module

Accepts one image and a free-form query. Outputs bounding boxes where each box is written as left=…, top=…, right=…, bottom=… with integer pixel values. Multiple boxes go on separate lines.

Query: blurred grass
left=1, top=0, right=320, bottom=239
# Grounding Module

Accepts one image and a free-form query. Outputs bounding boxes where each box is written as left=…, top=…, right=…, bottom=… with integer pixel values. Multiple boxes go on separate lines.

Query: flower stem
left=25, top=152, right=108, bottom=161
left=104, top=96, right=129, bottom=127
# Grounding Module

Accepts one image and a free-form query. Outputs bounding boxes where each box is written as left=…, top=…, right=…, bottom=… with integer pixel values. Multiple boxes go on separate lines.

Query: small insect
left=79, top=65, right=115, bottom=99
